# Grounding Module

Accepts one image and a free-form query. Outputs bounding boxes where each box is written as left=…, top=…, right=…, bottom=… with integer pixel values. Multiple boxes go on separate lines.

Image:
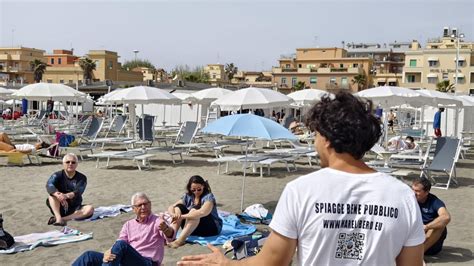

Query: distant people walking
left=178, top=92, right=424, bottom=266
left=433, top=108, right=444, bottom=138
left=45, top=153, right=94, bottom=226
left=412, top=178, right=450, bottom=256
left=388, top=109, right=395, bottom=133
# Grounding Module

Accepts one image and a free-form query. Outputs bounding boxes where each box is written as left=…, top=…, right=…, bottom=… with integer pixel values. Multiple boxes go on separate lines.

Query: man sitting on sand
left=412, top=178, right=451, bottom=256
left=0, top=132, right=50, bottom=153
left=178, top=92, right=425, bottom=265
left=45, top=153, right=94, bottom=226
left=72, top=192, right=175, bottom=266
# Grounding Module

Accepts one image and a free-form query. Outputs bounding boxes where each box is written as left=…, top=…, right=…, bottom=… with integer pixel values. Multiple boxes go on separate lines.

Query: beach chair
left=88, top=149, right=154, bottom=171
left=420, top=137, right=462, bottom=190
left=62, top=117, right=105, bottom=160
left=90, top=115, right=134, bottom=148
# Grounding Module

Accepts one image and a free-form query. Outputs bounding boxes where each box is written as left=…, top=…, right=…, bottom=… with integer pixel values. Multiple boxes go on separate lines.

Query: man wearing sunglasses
left=72, top=192, right=175, bottom=266
left=45, top=153, right=94, bottom=226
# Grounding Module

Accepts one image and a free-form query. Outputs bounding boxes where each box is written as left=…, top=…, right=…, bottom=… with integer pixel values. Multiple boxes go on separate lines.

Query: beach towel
left=184, top=214, right=256, bottom=246
left=0, top=227, right=92, bottom=254
left=237, top=212, right=272, bottom=225
left=83, top=204, right=132, bottom=221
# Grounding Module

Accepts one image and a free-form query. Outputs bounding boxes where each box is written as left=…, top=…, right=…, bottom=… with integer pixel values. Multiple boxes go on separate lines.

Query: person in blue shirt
left=412, top=177, right=451, bottom=255
left=45, top=153, right=94, bottom=226
left=167, top=175, right=223, bottom=248
left=433, top=108, right=444, bottom=137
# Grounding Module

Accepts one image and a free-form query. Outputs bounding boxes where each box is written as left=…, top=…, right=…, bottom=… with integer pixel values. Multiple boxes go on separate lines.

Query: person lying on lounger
left=0, top=132, right=50, bottom=153
left=387, top=135, right=416, bottom=151
left=72, top=192, right=175, bottom=266
left=45, top=153, right=94, bottom=226
left=167, top=175, right=223, bottom=248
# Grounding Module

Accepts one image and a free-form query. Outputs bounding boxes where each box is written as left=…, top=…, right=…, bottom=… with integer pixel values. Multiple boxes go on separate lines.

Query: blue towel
left=237, top=212, right=272, bottom=225
left=184, top=214, right=256, bottom=246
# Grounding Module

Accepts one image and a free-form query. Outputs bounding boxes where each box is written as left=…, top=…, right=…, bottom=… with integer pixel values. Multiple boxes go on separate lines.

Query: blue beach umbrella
left=202, top=114, right=297, bottom=210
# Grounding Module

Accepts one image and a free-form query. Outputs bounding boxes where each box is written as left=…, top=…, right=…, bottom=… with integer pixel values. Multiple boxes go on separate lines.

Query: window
left=50, top=58, right=54, bottom=64
left=442, top=73, right=449, bottom=80
left=457, top=60, right=464, bottom=67
left=310, top=77, right=317, bottom=84
left=285, top=64, right=290, bottom=68
left=212, top=74, right=216, bottom=79
left=341, top=77, right=348, bottom=85
left=108, top=60, right=113, bottom=69
left=409, top=59, right=416, bottom=67
left=59, top=79, right=64, bottom=84
left=291, top=77, right=297, bottom=86
left=340, top=64, right=344, bottom=68
left=68, top=80, right=73, bottom=84
left=428, top=61, right=437, bottom=67
left=58, top=58, right=62, bottom=65
left=428, top=77, right=437, bottom=84
left=330, top=77, right=336, bottom=84
left=281, top=77, right=287, bottom=84
left=47, top=79, right=53, bottom=83
left=407, top=75, right=416, bottom=83
left=353, top=63, right=359, bottom=68
left=298, top=64, right=302, bottom=68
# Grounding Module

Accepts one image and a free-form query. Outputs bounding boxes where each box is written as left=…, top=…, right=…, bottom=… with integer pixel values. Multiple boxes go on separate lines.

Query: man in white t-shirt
left=178, top=92, right=425, bottom=266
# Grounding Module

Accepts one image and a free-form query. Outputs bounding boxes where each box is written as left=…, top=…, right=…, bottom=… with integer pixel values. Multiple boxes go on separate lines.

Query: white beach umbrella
left=211, top=87, right=293, bottom=111
left=417, top=90, right=462, bottom=107
left=287, top=88, right=333, bottom=106
left=11, top=83, right=85, bottom=101
left=0, top=87, right=14, bottom=99
left=191, top=87, right=232, bottom=104
left=355, top=86, right=431, bottom=108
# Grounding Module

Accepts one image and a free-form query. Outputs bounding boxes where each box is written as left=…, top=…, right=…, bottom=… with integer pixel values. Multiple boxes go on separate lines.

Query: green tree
left=122, top=59, right=156, bottom=70
left=352, top=74, right=367, bottom=91
left=293, top=81, right=306, bottom=91
left=436, top=80, right=455, bottom=93
left=30, top=59, right=48, bottom=83
left=78, top=57, right=97, bottom=85
left=171, top=65, right=209, bottom=83
left=225, top=63, right=238, bottom=81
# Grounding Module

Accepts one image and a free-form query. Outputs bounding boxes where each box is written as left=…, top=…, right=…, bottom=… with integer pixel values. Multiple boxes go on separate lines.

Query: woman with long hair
left=167, top=175, right=222, bottom=248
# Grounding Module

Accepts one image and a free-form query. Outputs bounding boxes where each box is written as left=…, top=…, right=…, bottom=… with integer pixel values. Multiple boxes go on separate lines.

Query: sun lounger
left=88, top=150, right=154, bottom=171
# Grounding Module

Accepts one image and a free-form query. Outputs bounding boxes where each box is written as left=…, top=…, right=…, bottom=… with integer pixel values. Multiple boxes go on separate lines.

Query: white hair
left=131, top=192, right=150, bottom=205
left=62, top=153, right=79, bottom=163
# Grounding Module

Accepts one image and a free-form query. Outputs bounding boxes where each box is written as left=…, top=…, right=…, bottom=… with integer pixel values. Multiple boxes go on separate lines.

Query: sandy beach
left=0, top=145, right=473, bottom=265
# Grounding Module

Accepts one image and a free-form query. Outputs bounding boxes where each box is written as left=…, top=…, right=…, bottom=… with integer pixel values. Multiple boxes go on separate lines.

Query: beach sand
left=0, top=146, right=473, bottom=265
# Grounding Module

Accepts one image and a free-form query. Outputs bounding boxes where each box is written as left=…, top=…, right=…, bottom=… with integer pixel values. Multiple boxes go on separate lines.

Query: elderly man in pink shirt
left=72, top=192, right=174, bottom=266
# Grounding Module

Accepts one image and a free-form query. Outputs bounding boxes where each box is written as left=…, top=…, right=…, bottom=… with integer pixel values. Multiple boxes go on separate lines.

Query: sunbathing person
left=167, top=175, right=223, bottom=248
left=0, top=132, right=50, bottom=153
left=288, top=118, right=304, bottom=135
left=45, top=153, right=94, bottom=226
left=72, top=192, right=174, bottom=266
left=388, top=135, right=416, bottom=151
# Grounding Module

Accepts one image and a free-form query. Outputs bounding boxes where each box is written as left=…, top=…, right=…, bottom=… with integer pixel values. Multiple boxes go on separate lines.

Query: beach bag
left=227, top=231, right=270, bottom=260
left=56, top=132, right=75, bottom=147
left=0, top=214, right=14, bottom=250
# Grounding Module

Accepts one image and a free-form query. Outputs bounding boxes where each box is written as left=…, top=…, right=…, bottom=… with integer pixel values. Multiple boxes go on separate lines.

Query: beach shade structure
left=171, top=92, right=197, bottom=124
left=0, top=87, right=14, bottom=99
left=355, top=86, right=431, bottom=108
left=11, top=83, right=86, bottom=101
left=201, top=113, right=297, bottom=210
left=287, top=88, right=333, bottom=107
left=417, top=89, right=463, bottom=107
left=102, top=86, right=181, bottom=140
left=191, top=87, right=232, bottom=104
left=211, top=87, right=293, bottom=111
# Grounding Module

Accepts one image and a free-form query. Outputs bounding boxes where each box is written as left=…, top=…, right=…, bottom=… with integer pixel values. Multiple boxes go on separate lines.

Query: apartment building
left=204, top=64, right=228, bottom=85
left=346, top=41, right=412, bottom=87
left=0, top=47, right=45, bottom=85
left=272, top=47, right=372, bottom=93
left=232, top=71, right=272, bottom=87
left=402, top=27, right=474, bottom=94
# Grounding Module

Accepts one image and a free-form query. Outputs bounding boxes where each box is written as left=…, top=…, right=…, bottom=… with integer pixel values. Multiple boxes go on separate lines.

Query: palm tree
left=436, top=80, right=455, bottom=93
left=293, top=81, right=306, bottom=91
left=225, top=63, right=238, bottom=81
left=352, top=74, right=367, bottom=91
left=78, top=57, right=97, bottom=85
left=30, top=59, right=48, bottom=83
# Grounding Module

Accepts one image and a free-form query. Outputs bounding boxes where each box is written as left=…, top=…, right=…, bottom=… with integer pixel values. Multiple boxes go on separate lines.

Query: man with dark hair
left=433, top=108, right=445, bottom=137
left=412, top=178, right=451, bottom=255
left=178, top=92, right=425, bottom=266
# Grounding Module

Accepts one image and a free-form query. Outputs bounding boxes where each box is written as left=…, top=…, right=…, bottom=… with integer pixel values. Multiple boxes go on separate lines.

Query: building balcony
left=404, top=67, right=424, bottom=72
left=282, top=68, right=298, bottom=72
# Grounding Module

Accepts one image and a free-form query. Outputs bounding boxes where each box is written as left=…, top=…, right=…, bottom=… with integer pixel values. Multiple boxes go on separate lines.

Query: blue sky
left=1, top=0, right=473, bottom=71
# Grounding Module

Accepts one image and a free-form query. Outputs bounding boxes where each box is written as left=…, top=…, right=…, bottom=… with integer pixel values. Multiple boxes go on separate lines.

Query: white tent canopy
left=287, top=89, right=333, bottom=107
left=191, top=87, right=232, bottom=104
left=102, top=86, right=180, bottom=105
left=355, top=86, right=431, bottom=108
left=417, top=89, right=463, bottom=107
left=211, top=87, right=293, bottom=111
left=11, top=83, right=86, bottom=101
left=0, top=87, right=14, bottom=99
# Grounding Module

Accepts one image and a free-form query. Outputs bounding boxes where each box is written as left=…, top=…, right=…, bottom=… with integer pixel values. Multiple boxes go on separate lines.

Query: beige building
left=272, top=47, right=372, bottom=93
left=0, top=47, right=46, bottom=85
left=204, top=64, right=228, bottom=85
left=232, top=71, right=272, bottom=87
left=402, top=28, right=474, bottom=94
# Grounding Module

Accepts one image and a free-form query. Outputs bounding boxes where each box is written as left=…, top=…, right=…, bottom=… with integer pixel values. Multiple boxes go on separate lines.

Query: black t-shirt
left=46, top=170, right=87, bottom=207
left=418, top=193, right=445, bottom=224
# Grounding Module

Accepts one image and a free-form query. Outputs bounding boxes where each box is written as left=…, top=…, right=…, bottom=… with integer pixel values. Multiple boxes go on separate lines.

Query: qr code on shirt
left=335, top=232, right=365, bottom=261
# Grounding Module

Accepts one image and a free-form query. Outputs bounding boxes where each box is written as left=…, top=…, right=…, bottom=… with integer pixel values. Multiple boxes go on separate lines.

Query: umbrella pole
left=142, top=104, right=145, bottom=141
left=240, top=140, right=249, bottom=211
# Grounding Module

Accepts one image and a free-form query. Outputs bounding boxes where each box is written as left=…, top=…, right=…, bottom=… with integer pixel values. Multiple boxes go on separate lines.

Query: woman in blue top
left=167, top=175, right=223, bottom=248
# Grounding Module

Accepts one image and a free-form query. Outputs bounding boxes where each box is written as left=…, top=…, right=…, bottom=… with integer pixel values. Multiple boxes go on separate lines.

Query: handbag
left=0, top=214, right=15, bottom=250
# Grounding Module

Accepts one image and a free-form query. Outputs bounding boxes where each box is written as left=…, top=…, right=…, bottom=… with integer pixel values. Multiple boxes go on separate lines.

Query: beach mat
left=184, top=214, right=256, bottom=246
left=0, top=227, right=92, bottom=254
left=83, top=204, right=132, bottom=221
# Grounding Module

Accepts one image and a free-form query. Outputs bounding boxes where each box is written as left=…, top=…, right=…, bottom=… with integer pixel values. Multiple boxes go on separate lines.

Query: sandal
left=53, top=220, right=67, bottom=226
left=47, top=216, right=56, bottom=225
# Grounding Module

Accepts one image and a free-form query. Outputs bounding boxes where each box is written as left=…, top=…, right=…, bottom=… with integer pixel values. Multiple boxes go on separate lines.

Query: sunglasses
left=64, top=161, right=77, bottom=164
left=191, top=188, right=203, bottom=193
left=133, top=201, right=150, bottom=208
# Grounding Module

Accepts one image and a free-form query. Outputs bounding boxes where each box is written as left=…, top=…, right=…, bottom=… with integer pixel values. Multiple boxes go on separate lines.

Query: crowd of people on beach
left=1, top=91, right=453, bottom=265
